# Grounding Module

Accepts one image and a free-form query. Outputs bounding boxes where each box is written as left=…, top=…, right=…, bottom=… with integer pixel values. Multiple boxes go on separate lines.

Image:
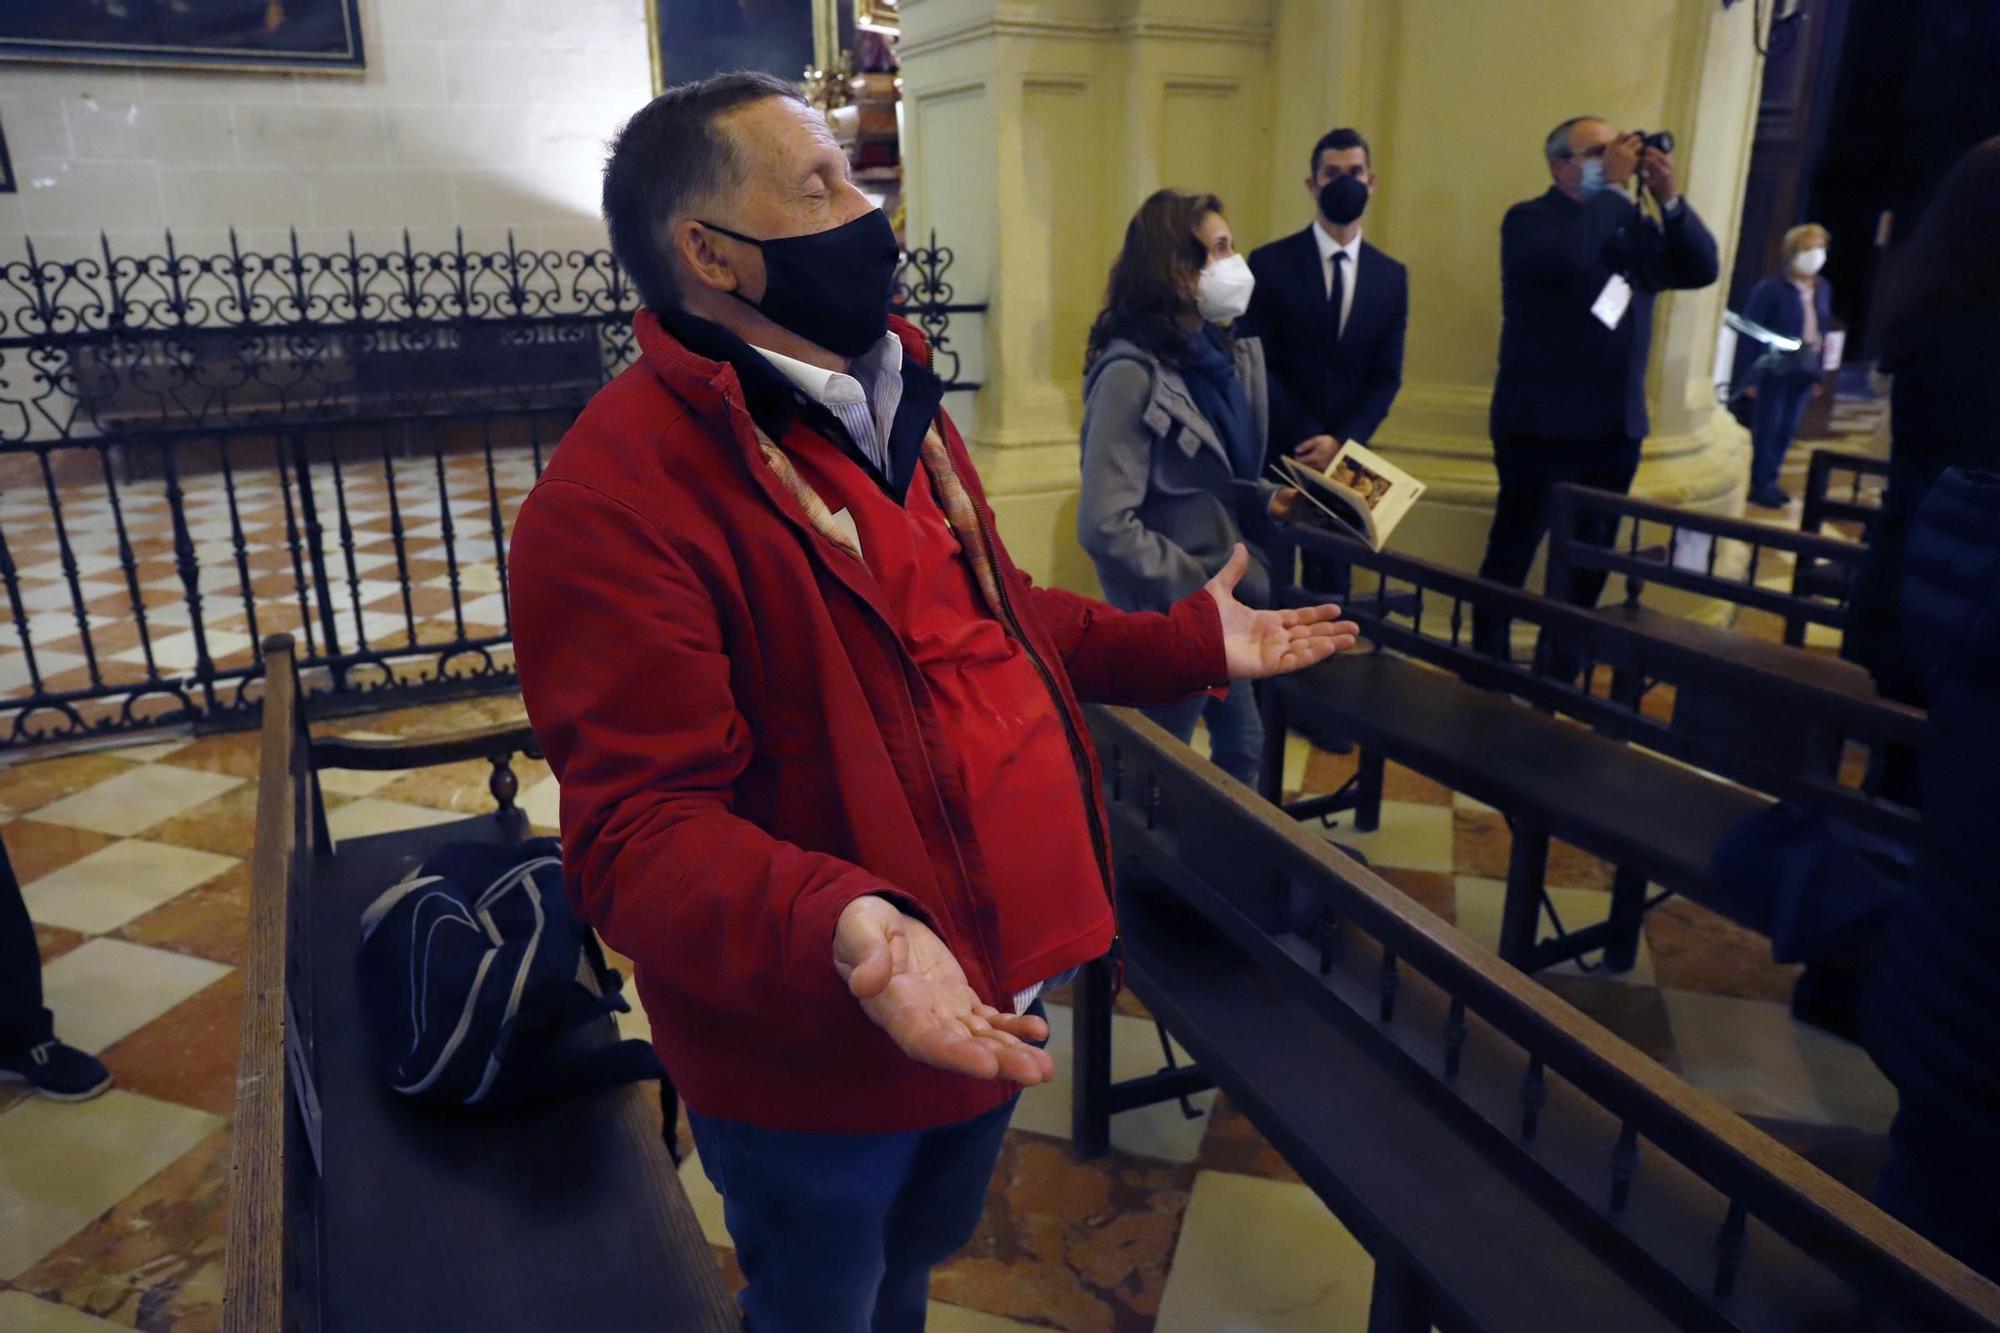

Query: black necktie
left=1328, top=250, right=1349, bottom=343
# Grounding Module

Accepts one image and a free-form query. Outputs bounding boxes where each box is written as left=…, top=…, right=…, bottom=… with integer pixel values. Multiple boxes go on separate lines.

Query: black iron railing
left=892, top=234, right=982, bottom=391
left=0, top=227, right=985, bottom=749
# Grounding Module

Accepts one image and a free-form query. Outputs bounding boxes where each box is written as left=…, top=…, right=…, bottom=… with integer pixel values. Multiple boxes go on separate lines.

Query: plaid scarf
left=754, top=424, right=1007, bottom=622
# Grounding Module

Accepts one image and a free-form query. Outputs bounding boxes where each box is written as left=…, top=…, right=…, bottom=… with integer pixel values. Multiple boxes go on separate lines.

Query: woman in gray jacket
left=1078, top=189, right=1330, bottom=784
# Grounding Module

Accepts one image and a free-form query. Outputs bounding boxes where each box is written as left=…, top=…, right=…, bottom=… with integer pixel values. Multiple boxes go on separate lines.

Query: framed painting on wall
left=647, top=0, right=845, bottom=93
left=854, top=0, right=897, bottom=34
left=0, top=0, right=365, bottom=73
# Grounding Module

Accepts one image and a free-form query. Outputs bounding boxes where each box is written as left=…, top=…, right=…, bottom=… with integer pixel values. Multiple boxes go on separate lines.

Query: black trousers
left=0, top=834, right=51, bottom=1057
left=1473, top=433, right=1642, bottom=657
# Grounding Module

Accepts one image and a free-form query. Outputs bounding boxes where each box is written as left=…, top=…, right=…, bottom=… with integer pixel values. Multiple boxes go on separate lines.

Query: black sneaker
left=0, top=1038, right=113, bottom=1101
left=1748, top=485, right=1792, bottom=510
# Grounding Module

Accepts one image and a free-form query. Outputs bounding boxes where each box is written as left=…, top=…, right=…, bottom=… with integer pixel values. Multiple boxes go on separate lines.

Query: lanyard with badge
left=1591, top=273, right=1633, bottom=330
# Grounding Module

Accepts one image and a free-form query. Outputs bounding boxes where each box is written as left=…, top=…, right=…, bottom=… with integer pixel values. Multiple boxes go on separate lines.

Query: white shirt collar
left=750, top=331, right=907, bottom=476
left=751, top=331, right=903, bottom=409
left=1313, top=220, right=1363, bottom=265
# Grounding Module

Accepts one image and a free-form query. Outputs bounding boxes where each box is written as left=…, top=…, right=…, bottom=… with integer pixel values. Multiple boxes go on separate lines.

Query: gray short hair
left=1544, top=115, right=1604, bottom=162
left=602, top=71, right=807, bottom=312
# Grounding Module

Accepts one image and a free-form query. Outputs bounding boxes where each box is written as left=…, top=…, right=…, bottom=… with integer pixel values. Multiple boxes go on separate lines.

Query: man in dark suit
left=1247, top=127, right=1409, bottom=473
left=1475, top=116, right=1718, bottom=658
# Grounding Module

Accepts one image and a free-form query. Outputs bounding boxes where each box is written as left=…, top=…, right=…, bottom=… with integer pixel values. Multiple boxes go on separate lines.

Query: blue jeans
left=1749, top=372, right=1814, bottom=492
left=688, top=1093, right=1018, bottom=1332
left=1147, top=682, right=1265, bottom=786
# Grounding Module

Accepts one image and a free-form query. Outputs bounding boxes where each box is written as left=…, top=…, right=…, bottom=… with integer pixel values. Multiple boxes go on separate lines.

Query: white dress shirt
left=1313, top=220, right=1363, bottom=338
left=751, top=331, right=905, bottom=477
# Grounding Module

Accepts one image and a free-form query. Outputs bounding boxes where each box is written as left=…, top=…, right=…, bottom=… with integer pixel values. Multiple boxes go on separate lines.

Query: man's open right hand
left=833, top=895, right=1054, bottom=1086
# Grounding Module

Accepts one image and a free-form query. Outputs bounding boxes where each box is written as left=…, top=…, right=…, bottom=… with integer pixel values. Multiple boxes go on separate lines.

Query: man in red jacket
left=508, top=71, right=1358, bottom=1332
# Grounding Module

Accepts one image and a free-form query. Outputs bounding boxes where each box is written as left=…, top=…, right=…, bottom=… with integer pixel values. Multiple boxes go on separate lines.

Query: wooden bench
left=1799, top=447, right=1890, bottom=543
left=1259, top=524, right=1923, bottom=974
left=1794, top=448, right=1891, bottom=641
left=223, top=634, right=738, bottom=1332
left=1543, top=482, right=1899, bottom=779
left=1544, top=481, right=1874, bottom=681
left=1076, top=705, right=2000, bottom=1332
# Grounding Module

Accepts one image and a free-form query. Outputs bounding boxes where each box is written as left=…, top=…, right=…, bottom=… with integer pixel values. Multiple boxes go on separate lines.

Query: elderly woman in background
left=1731, top=222, right=1835, bottom=510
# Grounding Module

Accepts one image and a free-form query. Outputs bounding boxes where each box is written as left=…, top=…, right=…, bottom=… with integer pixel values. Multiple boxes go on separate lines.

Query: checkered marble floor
left=0, top=444, right=540, bottom=733
left=0, top=692, right=1901, bottom=1331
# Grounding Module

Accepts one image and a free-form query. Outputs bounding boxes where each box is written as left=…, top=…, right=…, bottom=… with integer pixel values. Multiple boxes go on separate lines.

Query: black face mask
left=1318, top=173, right=1370, bottom=226
left=700, top=209, right=902, bottom=359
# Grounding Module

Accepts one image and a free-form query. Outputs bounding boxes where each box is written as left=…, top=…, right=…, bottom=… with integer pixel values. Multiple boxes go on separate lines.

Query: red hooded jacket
left=508, top=311, right=1225, bottom=1133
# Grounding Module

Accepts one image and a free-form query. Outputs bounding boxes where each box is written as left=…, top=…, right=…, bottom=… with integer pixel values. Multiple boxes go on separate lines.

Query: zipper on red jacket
left=907, top=335, right=1124, bottom=993
left=908, top=330, right=1128, bottom=964
left=728, top=351, right=1120, bottom=1000
left=717, top=383, right=1010, bottom=1001
left=887, top=647, right=1010, bottom=994
left=964, top=474, right=1122, bottom=978
left=904, top=316, right=1136, bottom=984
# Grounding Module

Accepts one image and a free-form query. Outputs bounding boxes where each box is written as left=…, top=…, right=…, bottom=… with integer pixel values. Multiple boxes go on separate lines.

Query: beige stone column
left=900, top=0, right=1278, bottom=593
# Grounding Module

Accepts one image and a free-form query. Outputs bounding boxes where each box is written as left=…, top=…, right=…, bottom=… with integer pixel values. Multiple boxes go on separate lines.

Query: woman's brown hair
left=1084, top=189, right=1223, bottom=370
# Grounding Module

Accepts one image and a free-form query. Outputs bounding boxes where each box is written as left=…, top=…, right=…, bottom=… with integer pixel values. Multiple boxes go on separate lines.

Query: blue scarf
left=1178, top=325, right=1259, bottom=481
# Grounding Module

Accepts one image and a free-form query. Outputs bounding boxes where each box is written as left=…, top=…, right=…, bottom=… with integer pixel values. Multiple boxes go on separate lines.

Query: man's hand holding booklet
left=1271, top=440, right=1427, bottom=551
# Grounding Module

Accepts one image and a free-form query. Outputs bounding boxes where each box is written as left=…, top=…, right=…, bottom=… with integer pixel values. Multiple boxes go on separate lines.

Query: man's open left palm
left=1205, top=543, right=1362, bottom=679
left=834, top=896, right=1054, bottom=1087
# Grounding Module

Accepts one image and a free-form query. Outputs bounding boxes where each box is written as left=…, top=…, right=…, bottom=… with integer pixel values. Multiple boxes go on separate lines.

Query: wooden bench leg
left=1609, top=664, right=1643, bottom=712
left=661, top=1079, right=683, bottom=1166
left=1071, top=956, right=1114, bottom=1160
left=1367, top=1252, right=1433, bottom=1333
left=1603, top=868, right=1650, bottom=974
left=308, top=768, right=334, bottom=856
left=1499, top=817, right=1549, bottom=969
left=1255, top=680, right=1286, bottom=805
left=1355, top=748, right=1385, bottom=832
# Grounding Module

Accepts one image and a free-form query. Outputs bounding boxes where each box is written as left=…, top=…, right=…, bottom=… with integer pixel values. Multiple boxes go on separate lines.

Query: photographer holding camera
left=1475, top=116, right=1718, bottom=659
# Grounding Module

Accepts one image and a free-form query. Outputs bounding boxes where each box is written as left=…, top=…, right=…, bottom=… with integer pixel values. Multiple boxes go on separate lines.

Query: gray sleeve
left=1076, top=358, right=1209, bottom=607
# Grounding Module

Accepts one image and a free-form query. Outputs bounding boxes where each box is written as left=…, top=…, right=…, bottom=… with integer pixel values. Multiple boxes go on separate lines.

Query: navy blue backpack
left=355, top=837, right=663, bottom=1112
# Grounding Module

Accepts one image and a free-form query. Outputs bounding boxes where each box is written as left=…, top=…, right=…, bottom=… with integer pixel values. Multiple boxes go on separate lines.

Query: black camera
left=1634, top=129, right=1676, bottom=154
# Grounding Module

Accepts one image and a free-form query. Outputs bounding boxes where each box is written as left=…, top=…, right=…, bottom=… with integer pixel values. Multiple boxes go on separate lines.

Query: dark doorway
left=1728, top=1, right=1850, bottom=311
left=1739, top=0, right=2000, bottom=359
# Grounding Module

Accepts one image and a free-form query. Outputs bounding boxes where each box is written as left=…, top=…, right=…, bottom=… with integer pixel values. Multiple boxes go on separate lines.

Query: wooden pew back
left=1275, top=523, right=1922, bottom=850
left=1089, top=703, right=2000, bottom=1331
left=225, top=633, right=319, bottom=1332
left=1794, top=450, right=1892, bottom=647
left=1800, top=448, right=1891, bottom=542
left=1545, top=483, right=1868, bottom=645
